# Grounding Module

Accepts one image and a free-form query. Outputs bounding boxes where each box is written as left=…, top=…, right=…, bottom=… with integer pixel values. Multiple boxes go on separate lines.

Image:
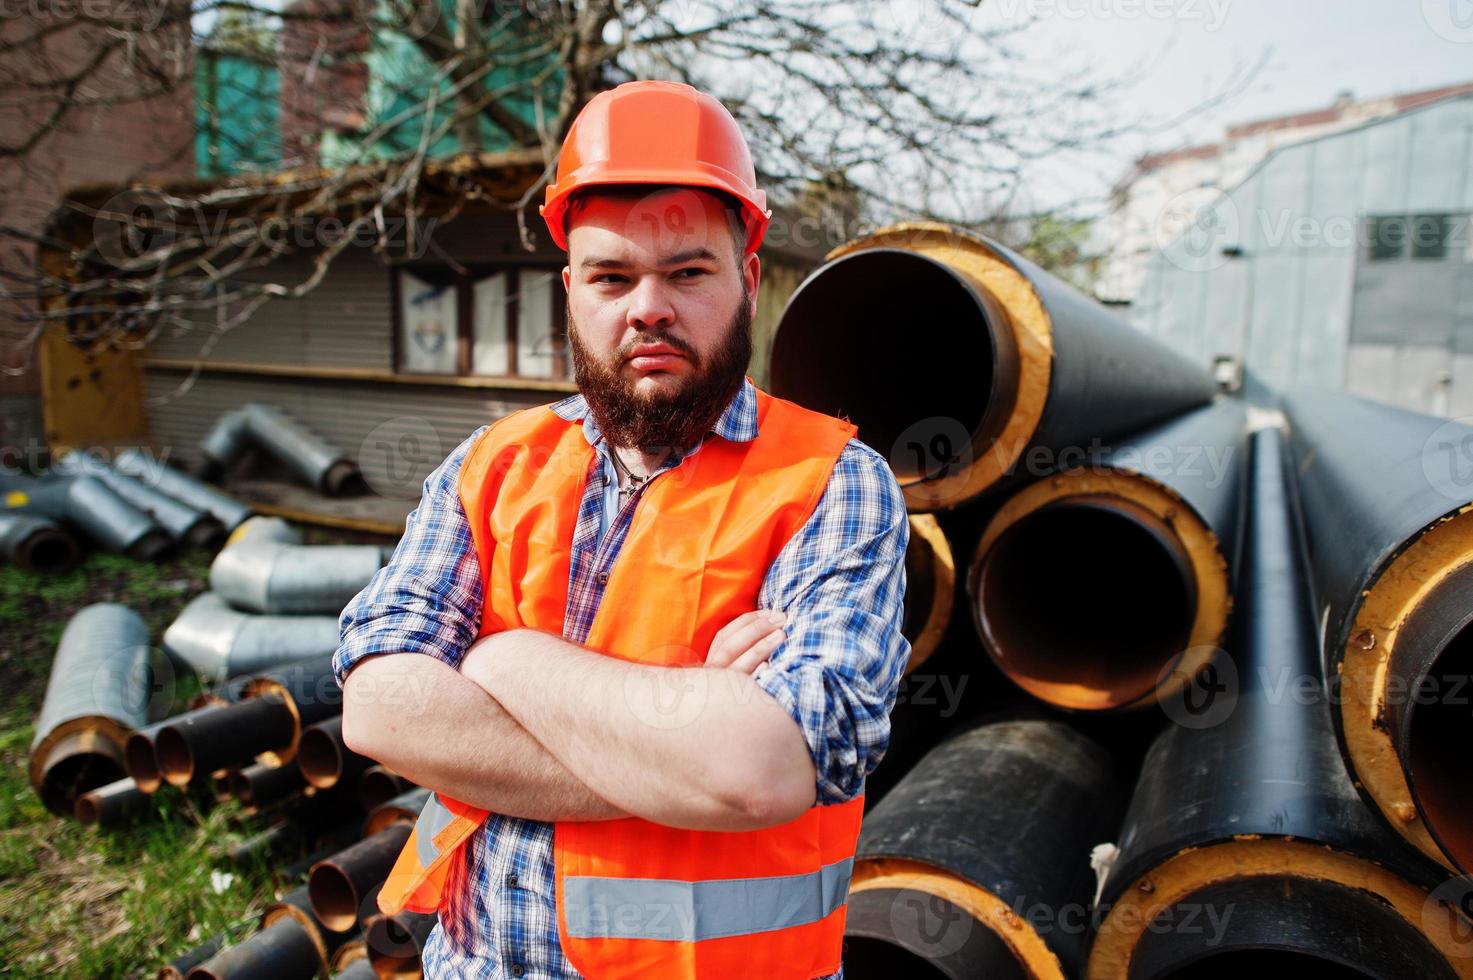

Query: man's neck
left=611, top=443, right=678, bottom=481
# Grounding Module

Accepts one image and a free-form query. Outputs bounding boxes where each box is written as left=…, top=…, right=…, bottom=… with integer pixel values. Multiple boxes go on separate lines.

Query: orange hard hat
left=540, top=80, right=771, bottom=255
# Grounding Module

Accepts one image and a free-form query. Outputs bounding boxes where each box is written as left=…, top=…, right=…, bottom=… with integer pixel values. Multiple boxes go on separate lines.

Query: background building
left=1117, top=87, right=1473, bottom=416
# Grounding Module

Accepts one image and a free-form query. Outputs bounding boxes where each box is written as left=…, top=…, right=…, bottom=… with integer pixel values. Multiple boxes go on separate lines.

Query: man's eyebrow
left=578, top=247, right=720, bottom=271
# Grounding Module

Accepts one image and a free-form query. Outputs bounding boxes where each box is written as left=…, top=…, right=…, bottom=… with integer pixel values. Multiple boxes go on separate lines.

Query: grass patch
left=0, top=540, right=356, bottom=977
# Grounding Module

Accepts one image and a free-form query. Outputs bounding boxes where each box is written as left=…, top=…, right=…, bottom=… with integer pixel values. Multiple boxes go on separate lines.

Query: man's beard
left=567, top=292, right=753, bottom=455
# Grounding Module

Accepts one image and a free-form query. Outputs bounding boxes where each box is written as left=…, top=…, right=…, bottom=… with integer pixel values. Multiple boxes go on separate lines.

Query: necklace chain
left=611, top=448, right=657, bottom=501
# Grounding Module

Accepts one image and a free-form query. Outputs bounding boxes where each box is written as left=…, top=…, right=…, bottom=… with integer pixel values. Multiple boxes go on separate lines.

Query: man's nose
left=626, top=276, right=675, bottom=331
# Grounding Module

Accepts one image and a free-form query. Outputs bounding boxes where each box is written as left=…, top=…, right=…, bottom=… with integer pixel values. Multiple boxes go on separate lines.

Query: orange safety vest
left=377, top=386, right=866, bottom=979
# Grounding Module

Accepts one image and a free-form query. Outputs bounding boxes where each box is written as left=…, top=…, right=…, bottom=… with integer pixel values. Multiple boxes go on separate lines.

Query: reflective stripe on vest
left=564, top=855, right=856, bottom=941
left=376, top=386, right=866, bottom=978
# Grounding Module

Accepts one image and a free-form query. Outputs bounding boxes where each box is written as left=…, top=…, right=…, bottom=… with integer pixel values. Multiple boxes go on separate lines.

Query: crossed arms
left=341, top=611, right=814, bottom=831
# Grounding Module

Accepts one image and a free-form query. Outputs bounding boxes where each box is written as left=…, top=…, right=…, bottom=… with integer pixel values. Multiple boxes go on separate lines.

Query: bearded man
left=335, top=80, right=910, bottom=980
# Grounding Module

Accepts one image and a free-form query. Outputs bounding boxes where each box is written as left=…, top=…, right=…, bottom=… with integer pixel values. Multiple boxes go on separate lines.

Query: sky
left=987, top=0, right=1473, bottom=210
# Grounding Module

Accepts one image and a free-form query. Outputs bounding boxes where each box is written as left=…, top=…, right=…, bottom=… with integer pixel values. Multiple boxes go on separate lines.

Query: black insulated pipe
left=845, top=719, right=1126, bottom=979
left=1284, top=388, right=1473, bottom=872
left=1087, top=425, right=1466, bottom=977
left=769, top=225, right=1217, bottom=511
left=968, top=398, right=1246, bottom=712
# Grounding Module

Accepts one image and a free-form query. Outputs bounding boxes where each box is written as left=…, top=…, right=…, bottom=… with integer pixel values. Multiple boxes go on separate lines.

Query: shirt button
left=509, top=965, right=525, bottom=977
left=505, top=873, right=518, bottom=888
left=596, top=572, right=609, bottom=585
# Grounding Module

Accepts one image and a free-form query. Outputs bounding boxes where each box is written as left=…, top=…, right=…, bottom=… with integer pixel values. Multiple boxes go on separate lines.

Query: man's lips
left=625, top=344, right=688, bottom=371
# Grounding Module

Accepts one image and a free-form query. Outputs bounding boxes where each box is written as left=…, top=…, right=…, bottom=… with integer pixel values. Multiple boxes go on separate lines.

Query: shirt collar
left=551, top=377, right=759, bottom=448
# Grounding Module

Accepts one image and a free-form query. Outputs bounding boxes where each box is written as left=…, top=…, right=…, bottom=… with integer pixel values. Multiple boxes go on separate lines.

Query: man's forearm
left=341, top=652, right=628, bottom=822
left=463, top=629, right=817, bottom=831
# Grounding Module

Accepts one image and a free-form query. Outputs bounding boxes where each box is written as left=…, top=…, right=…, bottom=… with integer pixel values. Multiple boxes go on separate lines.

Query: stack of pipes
left=0, top=446, right=253, bottom=568
left=162, top=516, right=390, bottom=684
left=768, top=224, right=1473, bottom=976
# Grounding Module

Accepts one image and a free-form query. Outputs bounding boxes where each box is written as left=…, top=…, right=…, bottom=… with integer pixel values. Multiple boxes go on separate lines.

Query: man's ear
left=561, top=265, right=571, bottom=292
left=743, top=253, right=761, bottom=316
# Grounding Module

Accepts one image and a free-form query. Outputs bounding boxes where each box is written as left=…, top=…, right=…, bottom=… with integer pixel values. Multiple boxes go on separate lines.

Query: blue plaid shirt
left=335, top=379, right=910, bottom=980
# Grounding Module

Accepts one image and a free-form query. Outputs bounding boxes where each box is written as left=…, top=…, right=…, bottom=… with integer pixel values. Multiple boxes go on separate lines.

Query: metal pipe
left=298, top=716, right=372, bottom=790
left=157, top=654, right=344, bottom=786
left=155, top=697, right=298, bottom=787
left=263, top=885, right=357, bottom=976
left=0, top=511, right=79, bottom=572
left=75, top=776, right=151, bottom=827
left=357, top=766, right=415, bottom=813
left=363, top=909, right=436, bottom=978
left=1284, top=388, right=1473, bottom=873
left=225, top=760, right=308, bottom=810
left=59, top=452, right=225, bottom=549
left=966, top=398, right=1246, bottom=712
left=202, top=404, right=361, bottom=496
left=364, top=787, right=431, bottom=837
left=308, top=823, right=414, bottom=932
left=209, top=539, right=387, bottom=615
left=124, top=721, right=167, bottom=793
left=330, top=955, right=375, bottom=979
left=164, top=592, right=342, bottom=684
left=846, top=718, right=1127, bottom=979
left=158, top=932, right=231, bottom=980
left=29, top=603, right=152, bottom=816
left=768, top=224, right=1216, bottom=511
left=900, top=514, right=953, bottom=676
left=3, top=474, right=173, bottom=559
left=115, top=447, right=254, bottom=531
left=186, top=917, right=320, bottom=980
left=1088, top=426, right=1465, bottom=977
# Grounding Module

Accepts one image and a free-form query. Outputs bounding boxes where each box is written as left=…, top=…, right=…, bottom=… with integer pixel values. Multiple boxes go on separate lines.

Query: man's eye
left=595, top=274, right=627, bottom=284
left=674, top=268, right=707, bottom=279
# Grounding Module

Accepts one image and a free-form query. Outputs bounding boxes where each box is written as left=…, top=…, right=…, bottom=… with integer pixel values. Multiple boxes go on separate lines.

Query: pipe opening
left=1405, top=625, right=1473, bottom=871
left=366, top=915, right=434, bottom=977
left=39, top=732, right=125, bottom=818
left=127, top=529, right=174, bottom=563
left=1381, top=562, right=1473, bottom=872
left=123, top=731, right=161, bottom=792
left=21, top=531, right=78, bottom=573
left=154, top=726, right=196, bottom=786
left=975, top=495, right=1196, bottom=711
left=74, top=795, right=101, bottom=826
left=1125, top=876, right=1455, bottom=980
left=307, top=867, right=360, bottom=932
left=297, top=728, right=342, bottom=789
left=226, top=768, right=254, bottom=805
left=358, top=768, right=407, bottom=812
left=842, top=887, right=1026, bottom=980
left=902, top=528, right=939, bottom=641
left=770, top=250, right=1010, bottom=485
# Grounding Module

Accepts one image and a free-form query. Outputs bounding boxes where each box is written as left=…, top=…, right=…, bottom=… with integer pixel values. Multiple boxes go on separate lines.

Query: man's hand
left=704, top=609, right=786, bottom=673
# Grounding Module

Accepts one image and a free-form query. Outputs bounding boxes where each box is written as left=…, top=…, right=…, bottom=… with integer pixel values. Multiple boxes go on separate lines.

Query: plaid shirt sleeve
left=752, top=438, right=912, bottom=805
left=333, top=425, right=489, bottom=686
